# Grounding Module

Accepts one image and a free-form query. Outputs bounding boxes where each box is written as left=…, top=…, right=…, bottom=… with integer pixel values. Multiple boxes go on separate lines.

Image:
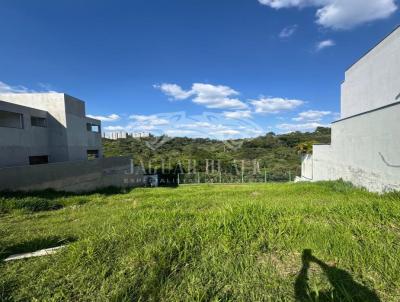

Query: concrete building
left=0, top=93, right=102, bottom=168
left=301, top=26, right=400, bottom=192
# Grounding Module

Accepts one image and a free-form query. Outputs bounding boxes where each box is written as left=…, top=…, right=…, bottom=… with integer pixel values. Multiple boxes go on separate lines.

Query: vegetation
left=102, top=127, right=331, bottom=181
left=1, top=181, right=399, bottom=301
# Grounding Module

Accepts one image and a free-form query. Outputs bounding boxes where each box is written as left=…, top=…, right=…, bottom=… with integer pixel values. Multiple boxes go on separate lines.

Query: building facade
left=0, top=93, right=102, bottom=168
left=301, top=26, right=400, bottom=192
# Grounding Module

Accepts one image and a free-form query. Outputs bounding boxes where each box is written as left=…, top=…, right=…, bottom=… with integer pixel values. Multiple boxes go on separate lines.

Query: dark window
left=29, top=155, right=49, bottom=165
left=31, top=116, right=47, bottom=128
left=87, top=123, right=100, bottom=133
left=0, top=110, right=24, bottom=129
left=87, top=150, right=99, bottom=160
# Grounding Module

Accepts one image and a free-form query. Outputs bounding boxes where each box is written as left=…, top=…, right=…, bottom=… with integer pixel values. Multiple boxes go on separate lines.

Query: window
left=0, top=110, right=24, bottom=129
left=31, top=116, right=47, bottom=128
left=87, top=123, right=100, bottom=133
left=87, top=150, right=99, bottom=160
left=29, top=155, right=49, bottom=165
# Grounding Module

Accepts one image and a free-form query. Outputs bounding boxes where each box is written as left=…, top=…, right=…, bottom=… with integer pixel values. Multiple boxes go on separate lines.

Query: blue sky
left=0, top=0, right=399, bottom=138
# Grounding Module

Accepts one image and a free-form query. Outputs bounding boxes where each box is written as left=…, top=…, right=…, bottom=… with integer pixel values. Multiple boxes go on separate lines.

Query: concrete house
left=301, top=26, right=400, bottom=192
left=0, top=93, right=102, bottom=168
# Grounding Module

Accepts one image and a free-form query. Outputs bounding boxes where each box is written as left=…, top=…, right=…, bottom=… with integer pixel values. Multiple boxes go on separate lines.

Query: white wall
left=312, top=103, right=400, bottom=192
left=301, top=154, right=313, bottom=180
left=341, top=27, right=400, bottom=118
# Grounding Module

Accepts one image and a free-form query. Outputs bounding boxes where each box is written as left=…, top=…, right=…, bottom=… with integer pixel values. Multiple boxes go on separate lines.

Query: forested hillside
left=103, top=127, right=331, bottom=181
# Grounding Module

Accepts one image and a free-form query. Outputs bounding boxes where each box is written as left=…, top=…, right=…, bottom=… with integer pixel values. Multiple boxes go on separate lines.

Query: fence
left=176, top=171, right=296, bottom=185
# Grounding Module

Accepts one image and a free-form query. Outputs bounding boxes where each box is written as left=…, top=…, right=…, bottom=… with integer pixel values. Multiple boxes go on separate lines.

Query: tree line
left=102, top=127, right=331, bottom=181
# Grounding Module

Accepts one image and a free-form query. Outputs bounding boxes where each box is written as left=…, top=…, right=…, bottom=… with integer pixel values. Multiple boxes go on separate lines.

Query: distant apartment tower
left=103, top=131, right=150, bottom=140
left=0, top=93, right=102, bottom=168
left=301, top=26, right=400, bottom=192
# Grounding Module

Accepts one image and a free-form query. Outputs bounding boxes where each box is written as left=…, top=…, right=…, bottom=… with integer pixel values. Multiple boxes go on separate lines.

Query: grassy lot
left=0, top=182, right=399, bottom=301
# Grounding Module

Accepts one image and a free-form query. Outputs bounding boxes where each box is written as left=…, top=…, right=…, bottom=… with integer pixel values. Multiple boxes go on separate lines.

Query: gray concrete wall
left=0, top=157, right=145, bottom=192
left=0, top=93, right=68, bottom=126
left=311, top=103, right=400, bottom=192
left=341, top=27, right=400, bottom=118
left=64, top=95, right=102, bottom=161
left=0, top=101, right=54, bottom=167
left=0, top=93, right=102, bottom=166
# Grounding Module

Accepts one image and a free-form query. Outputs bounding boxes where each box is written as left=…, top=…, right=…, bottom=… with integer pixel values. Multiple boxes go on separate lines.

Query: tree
left=295, top=141, right=316, bottom=155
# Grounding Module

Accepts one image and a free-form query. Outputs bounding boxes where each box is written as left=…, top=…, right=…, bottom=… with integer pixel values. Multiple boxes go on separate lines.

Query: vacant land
left=0, top=182, right=399, bottom=301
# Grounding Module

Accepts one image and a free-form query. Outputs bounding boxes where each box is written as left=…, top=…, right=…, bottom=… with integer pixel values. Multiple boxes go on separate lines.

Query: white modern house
left=0, top=93, right=102, bottom=168
left=301, top=26, right=400, bottom=192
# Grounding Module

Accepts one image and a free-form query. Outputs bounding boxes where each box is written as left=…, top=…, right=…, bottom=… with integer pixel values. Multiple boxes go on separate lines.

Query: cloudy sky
left=0, top=0, right=398, bottom=138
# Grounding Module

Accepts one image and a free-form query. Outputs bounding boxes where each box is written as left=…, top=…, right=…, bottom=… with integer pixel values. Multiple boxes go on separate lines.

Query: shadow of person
left=294, top=249, right=380, bottom=302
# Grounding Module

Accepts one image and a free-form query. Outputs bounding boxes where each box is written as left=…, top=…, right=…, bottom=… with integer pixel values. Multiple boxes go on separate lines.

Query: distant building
left=103, top=131, right=150, bottom=140
left=103, top=131, right=128, bottom=140
left=301, top=26, right=400, bottom=192
left=0, top=93, right=102, bottom=168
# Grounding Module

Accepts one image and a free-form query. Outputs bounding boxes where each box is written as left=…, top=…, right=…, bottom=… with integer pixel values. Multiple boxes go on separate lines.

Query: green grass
left=0, top=182, right=399, bottom=301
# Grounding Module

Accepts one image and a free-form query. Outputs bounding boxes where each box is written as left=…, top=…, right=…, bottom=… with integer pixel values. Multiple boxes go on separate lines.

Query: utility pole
left=264, top=170, right=267, bottom=183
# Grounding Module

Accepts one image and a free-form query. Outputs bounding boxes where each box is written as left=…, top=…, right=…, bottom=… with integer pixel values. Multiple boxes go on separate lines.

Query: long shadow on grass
left=294, top=249, right=380, bottom=302
left=0, top=236, right=77, bottom=261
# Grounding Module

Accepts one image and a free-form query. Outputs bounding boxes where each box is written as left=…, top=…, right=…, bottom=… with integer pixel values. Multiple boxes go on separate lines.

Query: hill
left=103, top=127, right=331, bottom=181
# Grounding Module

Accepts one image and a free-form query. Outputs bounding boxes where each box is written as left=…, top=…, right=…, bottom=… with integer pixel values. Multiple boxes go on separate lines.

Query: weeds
left=0, top=182, right=399, bottom=301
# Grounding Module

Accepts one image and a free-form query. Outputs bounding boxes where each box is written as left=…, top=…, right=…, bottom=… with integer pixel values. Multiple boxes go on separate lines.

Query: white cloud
left=279, top=24, right=298, bottom=38
left=0, top=81, right=59, bottom=94
left=155, top=82, right=248, bottom=110
left=293, top=110, right=332, bottom=121
left=164, top=129, right=200, bottom=137
left=211, top=129, right=241, bottom=136
left=0, top=81, right=31, bottom=93
left=103, top=125, right=126, bottom=131
left=276, top=122, right=328, bottom=132
left=316, top=39, right=335, bottom=51
left=87, top=114, right=121, bottom=122
left=191, top=83, right=248, bottom=109
left=258, top=0, right=314, bottom=9
left=129, top=114, right=170, bottom=126
left=223, top=110, right=253, bottom=119
left=102, top=111, right=266, bottom=142
left=153, top=83, right=194, bottom=100
left=258, top=0, right=397, bottom=29
left=332, top=112, right=341, bottom=120
left=251, top=97, right=304, bottom=114
left=37, top=82, right=58, bottom=93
